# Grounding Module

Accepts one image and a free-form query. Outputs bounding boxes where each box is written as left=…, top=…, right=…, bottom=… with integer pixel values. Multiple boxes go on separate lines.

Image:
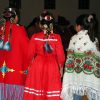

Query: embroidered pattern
left=0, top=61, right=15, bottom=78
left=20, top=70, right=28, bottom=75
left=0, top=61, right=28, bottom=78
left=65, top=49, right=100, bottom=78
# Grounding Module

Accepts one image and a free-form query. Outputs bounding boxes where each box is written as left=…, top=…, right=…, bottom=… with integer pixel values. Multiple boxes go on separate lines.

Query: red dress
left=24, top=32, right=65, bottom=100
left=0, top=21, right=29, bottom=100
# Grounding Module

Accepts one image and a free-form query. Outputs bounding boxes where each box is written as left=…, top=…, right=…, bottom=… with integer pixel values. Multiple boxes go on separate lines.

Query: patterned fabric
left=61, top=30, right=100, bottom=100
left=0, top=61, right=28, bottom=78
left=65, top=49, right=100, bottom=78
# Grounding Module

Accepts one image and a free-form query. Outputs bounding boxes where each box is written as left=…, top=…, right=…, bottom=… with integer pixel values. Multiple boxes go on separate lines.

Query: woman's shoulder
left=52, top=33, right=61, bottom=38
left=31, top=32, right=43, bottom=38
left=12, top=24, right=26, bottom=31
left=70, top=30, right=90, bottom=41
left=69, top=34, right=77, bottom=42
left=13, top=23, right=24, bottom=28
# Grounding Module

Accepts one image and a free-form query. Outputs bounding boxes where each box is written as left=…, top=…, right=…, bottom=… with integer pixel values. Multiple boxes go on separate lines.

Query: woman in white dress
left=61, top=14, right=100, bottom=100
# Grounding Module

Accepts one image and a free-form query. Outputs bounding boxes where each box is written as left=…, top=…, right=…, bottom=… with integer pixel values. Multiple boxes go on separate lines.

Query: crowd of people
left=0, top=7, right=100, bottom=100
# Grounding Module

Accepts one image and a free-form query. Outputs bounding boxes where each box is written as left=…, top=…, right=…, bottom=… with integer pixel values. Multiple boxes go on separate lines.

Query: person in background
left=61, top=13, right=100, bottom=100
left=54, top=16, right=76, bottom=57
left=23, top=11, right=65, bottom=100
left=26, top=16, right=42, bottom=39
left=0, top=7, right=29, bottom=100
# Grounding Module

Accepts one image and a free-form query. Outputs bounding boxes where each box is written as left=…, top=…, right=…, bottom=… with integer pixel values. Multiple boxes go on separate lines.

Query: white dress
left=61, top=30, right=100, bottom=100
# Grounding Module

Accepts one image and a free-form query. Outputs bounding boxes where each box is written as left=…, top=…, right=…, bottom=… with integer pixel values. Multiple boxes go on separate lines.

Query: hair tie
left=88, top=15, right=93, bottom=22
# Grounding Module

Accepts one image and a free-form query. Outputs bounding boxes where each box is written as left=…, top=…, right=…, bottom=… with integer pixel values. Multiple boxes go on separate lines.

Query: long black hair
left=75, top=13, right=99, bottom=42
left=40, top=11, right=55, bottom=53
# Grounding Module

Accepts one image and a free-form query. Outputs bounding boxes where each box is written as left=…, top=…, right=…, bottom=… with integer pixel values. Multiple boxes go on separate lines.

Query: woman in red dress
left=24, top=11, right=65, bottom=100
left=0, top=7, right=29, bottom=100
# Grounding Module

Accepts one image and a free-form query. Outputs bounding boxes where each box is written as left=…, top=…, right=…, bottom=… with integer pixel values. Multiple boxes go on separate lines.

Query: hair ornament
left=44, top=15, right=53, bottom=21
left=43, top=24, right=48, bottom=28
left=3, top=7, right=17, bottom=19
left=40, top=16, right=42, bottom=21
left=88, top=15, right=93, bottom=22
left=7, top=8, right=16, bottom=15
left=3, top=11, right=12, bottom=18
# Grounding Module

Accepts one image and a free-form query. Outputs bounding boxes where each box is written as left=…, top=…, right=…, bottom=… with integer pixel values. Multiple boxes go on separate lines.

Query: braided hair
left=0, top=7, right=19, bottom=51
left=40, top=11, right=55, bottom=53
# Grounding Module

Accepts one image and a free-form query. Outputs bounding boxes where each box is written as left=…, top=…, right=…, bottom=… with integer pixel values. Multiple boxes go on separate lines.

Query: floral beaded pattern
left=65, top=49, right=100, bottom=78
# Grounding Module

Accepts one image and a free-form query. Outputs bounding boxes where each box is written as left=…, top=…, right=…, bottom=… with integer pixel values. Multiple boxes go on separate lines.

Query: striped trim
left=34, top=38, right=58, bottom=41
left=24, top=87, right=61, bottom=97
left=25, top=87, right=44, bottom=92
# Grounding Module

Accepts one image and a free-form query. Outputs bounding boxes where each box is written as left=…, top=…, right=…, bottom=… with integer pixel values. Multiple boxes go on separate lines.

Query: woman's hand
left=59, top=66, right=63, bottom=78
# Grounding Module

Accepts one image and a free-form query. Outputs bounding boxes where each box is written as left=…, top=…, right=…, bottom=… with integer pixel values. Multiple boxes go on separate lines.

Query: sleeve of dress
left=18, top=26, right=29, bottom=70
left=15, top=25, right=37, bottom=69
left=13, top=25, right=29, bottom=71
left=26, top=34, right=36, bottom=67
left=56, top=34, right=65, bottom=67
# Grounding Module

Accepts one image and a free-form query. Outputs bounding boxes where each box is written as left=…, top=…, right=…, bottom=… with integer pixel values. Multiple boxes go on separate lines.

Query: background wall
left=0, top=0, right=8, bottom=14
left=0, top=0, right=100, bottom=33
left=21, top=0, right=100, bottom=32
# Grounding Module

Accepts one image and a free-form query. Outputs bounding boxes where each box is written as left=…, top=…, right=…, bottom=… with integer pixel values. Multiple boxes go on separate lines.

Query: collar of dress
left=77, top=30, right=88, bottom=35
